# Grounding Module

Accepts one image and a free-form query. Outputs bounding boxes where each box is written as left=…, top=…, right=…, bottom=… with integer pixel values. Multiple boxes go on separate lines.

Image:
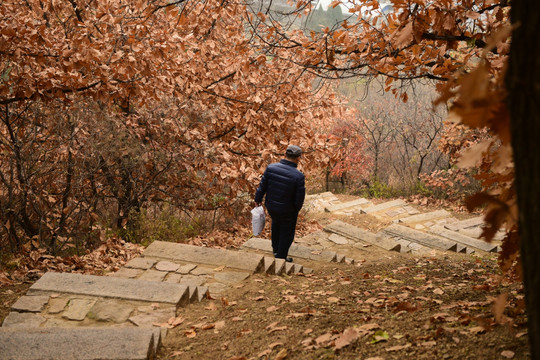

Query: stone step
left=324, top=220, right=401, bottom=252
left=0, top=327, right=159, bottom=360
left=428, top=226, right=500, bottom=253
left=143, top=241, right=265, bottom=273
left=384, top=224, right=467, bottom=253
left=444, top=216, right=484, bottom=231
left=324, top=198, right=370, bottom=212
left=242, top=237, right=340, bottom=263
left=28, top=272, right=190, bottom=307
left=398, top=210, right=451, bottom=224
left=305, top=192, right=336, bottom=200
left=391, top=237, right=433, bottom=254
left=360, top=199, right=407, bottom=214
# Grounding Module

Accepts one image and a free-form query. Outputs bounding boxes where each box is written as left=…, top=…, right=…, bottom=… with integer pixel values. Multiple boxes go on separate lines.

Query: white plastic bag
left=251, top=206, right=266, bottom=236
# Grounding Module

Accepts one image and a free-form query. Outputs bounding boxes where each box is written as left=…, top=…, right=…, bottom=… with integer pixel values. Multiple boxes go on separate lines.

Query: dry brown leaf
left=315, top=333, right=332, bottom=345
left=266, top=305, right=279, bottom=312
left=386, top=343, right=412, bottom=352
left=274, top=348, right=288, bottom=360
left=231, top=317, right=244, bottom=322
left=469, top=326, right=486, bottom=334
left=493, top=293, right=508, bottom=324
left=357, top=323, right=380, bottom=332
left=333, top=327, right=359, bottom=350
left=327, top=297, right=340, bottom=303
left=501, top=350, right=515, bottom=359
left=269, top=342, right=283, bottom=349
left=214, top=320, right=226, bottom=329
left=184, top=329, right=196, bottom=338
left=433, top=288, right=444, bottom=295
left=168, top=316, right=185, bottom=328
left=257, top=349, right=271, bottom=358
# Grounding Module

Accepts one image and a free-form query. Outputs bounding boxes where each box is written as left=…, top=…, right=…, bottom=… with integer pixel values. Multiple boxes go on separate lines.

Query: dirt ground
left=0, top=196, right=530, bottom=359
left=157, top=199, right=530, bottom=360
left=157, top=254, right=529, bottom=360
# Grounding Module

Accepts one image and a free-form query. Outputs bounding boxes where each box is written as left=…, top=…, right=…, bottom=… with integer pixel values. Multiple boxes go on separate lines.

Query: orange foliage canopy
left=0, top=0, right=343, bottom=253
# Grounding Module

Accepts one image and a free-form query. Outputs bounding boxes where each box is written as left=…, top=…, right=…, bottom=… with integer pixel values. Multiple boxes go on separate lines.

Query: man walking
left=255, top=145, right=305, bottom=262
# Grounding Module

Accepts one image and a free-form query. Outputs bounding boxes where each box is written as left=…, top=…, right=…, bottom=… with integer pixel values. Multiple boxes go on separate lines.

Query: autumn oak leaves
left=0, top=0, right=341, bottom=253
left=0, top=0, right=518, bottom=298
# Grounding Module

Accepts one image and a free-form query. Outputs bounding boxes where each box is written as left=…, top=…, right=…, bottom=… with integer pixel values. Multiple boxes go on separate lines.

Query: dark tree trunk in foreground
left=507, top=1, right=540, bottom=358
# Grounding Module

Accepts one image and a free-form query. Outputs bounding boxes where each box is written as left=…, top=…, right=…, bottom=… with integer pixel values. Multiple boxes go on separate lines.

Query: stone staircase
left=305, top=192, right=503, bottom=256
left=0, top=192, right=503, bottom=359
left=0, top=241, right=308, bottom=360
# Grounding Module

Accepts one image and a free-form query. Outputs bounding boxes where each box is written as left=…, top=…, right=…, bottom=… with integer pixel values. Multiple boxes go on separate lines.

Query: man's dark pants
left=268, top=211, right=298, bottom=259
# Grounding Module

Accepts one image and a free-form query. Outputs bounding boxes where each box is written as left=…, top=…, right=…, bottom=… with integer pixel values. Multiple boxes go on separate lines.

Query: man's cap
left=286, top=145, right=302, bottom=157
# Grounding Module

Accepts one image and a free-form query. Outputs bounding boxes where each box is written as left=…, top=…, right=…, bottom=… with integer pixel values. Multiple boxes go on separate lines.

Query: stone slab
left=0, top=327, right=157, bottom=360
left=87, top=300, right=134, bottom=323
left=403, top=206, right=421, bottom=215
left=179, top=275, right=207, bottom=287
left=47, top=298, right=69, bottom=314
left=324, top=220, right=401, bottom=252
left=2, top=312, right=46, bottom=328
left=207, top=282, right=229, bottom=295
left=177, top=264, right=197, bottom=274
left=328, top=233, right=349, bottom=245
left=242, top=238, right=338, bottom=262
left=306, top=192, right=335, bottom=200
left=29, top=272, right=190, bottom=306
left=63, top=298, right=96, bottom=321
left=293, top=264, right=304, bottom=273
left=284, top=262, right=294, bottom=275
left=324, top=198, right=369, bottom=212
left=384, top=224, right=467, bottom=252
left=128, top=308, right=175, bottom=328
left=164, top=273, right=183, bottom=283
left=360, top=199, right=407, bottom=214
left=274, top=258, right=286, bottom=275
left=11, top=295, right=49, bottom=313
left=385, top=208, right=406, bottom=217
left=214, top=271, right=251, bottom=285
left=155, top=261, right=180, bottom=272
left=197, top=286, right=209, bottom=301
left=264, top=257, right=275, bottom=274
left=125, top=257, right=157, bottom=270
left=143, top=241, right=264, bottom=273
left=187, top=285, right=198, bottom=302
left=110, top=268, right=144, bottom=279
left=138, top=269, right=167, bottom=282
left=190, top=266, right=214, bottom=276
left=428, top=226, right=499, bottom=253
left=445, top=216, right=485, bottom=231
left=398, top=210, right=450, bottom=224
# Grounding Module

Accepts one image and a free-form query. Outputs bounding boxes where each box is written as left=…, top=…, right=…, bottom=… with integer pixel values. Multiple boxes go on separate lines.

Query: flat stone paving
left=360, top=199, right=407, bottom=214
left=29, top=272, right=190, bottom=306
left=143, top=241, right=265, bottom=273
left=324, top=220, right=401, bottom=252
left=384, top=224, right=467, bottom=253
left=0, top=327, right=158, bottom=360
left=242, top=237, right=341, bottom=263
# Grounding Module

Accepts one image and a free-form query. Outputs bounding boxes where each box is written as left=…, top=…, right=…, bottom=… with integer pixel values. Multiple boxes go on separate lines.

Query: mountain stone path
left=0, top=193, right=502, bottom=360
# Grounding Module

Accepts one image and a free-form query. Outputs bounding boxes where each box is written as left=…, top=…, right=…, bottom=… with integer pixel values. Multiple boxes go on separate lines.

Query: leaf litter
left=156, top=251, right=529, bottom=360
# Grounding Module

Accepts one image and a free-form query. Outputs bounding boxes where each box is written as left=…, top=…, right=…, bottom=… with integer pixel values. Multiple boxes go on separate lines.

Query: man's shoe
left=285, top=257, right=293, bottom=263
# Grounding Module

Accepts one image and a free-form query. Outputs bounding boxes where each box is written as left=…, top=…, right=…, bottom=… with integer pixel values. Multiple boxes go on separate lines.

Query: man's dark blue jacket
left=255, top=159, right=305, bottom=219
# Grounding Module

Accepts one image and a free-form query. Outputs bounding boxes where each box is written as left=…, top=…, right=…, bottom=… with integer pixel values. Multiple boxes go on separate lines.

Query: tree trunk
left=507, top=1, right=540, bottom=358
